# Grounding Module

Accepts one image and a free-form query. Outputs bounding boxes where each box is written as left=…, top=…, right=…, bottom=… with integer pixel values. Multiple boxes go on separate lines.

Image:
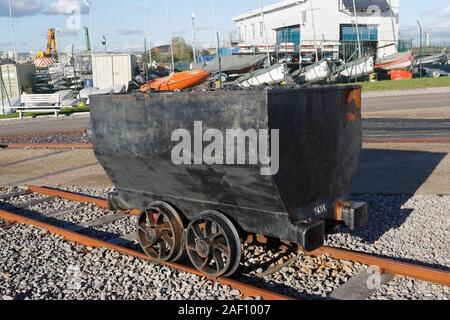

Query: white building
left=232, top=0, right=400, bottom=59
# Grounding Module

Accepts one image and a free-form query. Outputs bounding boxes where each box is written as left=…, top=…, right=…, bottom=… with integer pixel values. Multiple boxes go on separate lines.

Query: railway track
left=2, top=136, right=450, bottom=150
left=0, top=186, right=449, bottom=300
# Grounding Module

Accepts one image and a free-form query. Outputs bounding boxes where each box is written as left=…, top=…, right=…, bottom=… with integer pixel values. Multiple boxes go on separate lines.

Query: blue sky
left=0, top=0, right=449, bottom=54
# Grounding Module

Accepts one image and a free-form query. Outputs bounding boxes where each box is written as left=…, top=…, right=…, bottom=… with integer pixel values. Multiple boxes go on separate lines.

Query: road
left=0, top=91, right=449, bottom=138
left=363, top=92, right=450, bottom=115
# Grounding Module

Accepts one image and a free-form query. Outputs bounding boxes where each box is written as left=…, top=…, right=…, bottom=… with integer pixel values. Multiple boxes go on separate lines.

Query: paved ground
left=363, top=92, right=450, bottom=119
left=1, top=144, right=449, bottom=195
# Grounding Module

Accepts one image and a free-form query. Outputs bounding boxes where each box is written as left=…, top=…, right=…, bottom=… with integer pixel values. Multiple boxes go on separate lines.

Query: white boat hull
left=238, top=64, right=287, bottom=88
left=339, top=57, right=374, bottom=78
left=300, top=61, right=330, bottom=82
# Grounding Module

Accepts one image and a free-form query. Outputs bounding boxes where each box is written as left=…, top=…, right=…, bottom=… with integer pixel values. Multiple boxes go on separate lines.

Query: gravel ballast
left=0, top=132, right=91, bottom=145
left=1, top=187, right=449, bottom=300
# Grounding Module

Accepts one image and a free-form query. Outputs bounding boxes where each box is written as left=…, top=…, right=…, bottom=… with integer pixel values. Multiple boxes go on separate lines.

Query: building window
left=260, top=22, right=264, bottom=38
left=244, top=25, right=247, bottom=42
left=237, top=27, right=241, bottom=41
left=340, top=24, right=379, bottom=60
left=340, top=24, right=378, bottom=42
left=252, top=24, right=256, bottom=38
left=276, top=26, right=300, bottom=45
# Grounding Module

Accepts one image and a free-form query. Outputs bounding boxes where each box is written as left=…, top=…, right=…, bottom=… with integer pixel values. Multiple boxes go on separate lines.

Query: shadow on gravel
left=353, top=148, right=447, bottom=195
left=347, top=148, right=447, bottom=246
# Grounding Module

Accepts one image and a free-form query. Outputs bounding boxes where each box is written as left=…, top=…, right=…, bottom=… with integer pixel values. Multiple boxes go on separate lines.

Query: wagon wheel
left=137, top=201, right=185, bottom=263
left=186, top=211, right=241, bottom=278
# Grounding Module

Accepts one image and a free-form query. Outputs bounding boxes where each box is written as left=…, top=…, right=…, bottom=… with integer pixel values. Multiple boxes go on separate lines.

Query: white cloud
left=44, top=0, right=88, bottom=15
left=442, top=5, right=450, bottom=17
left=0, top=0, right=43, bottom=17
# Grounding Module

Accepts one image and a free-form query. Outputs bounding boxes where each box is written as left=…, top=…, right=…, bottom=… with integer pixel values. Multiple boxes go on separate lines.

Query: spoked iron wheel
left=186, top=211, right=241, bottom=278
left=137, top=201, right=185, bottom=263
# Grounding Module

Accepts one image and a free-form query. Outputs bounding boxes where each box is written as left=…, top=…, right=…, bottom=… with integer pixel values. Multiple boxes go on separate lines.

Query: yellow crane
left=36, top=28, right=58, bottom=60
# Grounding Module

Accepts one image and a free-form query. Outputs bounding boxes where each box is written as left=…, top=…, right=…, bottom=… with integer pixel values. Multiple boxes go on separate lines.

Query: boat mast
left=212, top=0, right=222, bottom=87
left=165, top=0, right=176, bottom=72
left=297, top=2, right=302, bottom=68
left=259, top=0, right=271, bottom=66
left=87, top=0, right=94, bottom=55
left=145, top=0, right=153, bottom=63
left=387, top=0, right=397, bottom=50
left=188, top=0, right=197, bottom=63
left=212, top=0, right=219, bottom=56
left=309, top=0, right=319, bottom=62
left=352, top=0, right=362, bottom=58
left=8, top=0, right=17, bottom=61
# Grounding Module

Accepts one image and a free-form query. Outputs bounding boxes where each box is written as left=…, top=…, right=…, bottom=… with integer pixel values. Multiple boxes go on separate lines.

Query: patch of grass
left=0, top=106, right=90, bottom=120
left=358, top=77, right=450, bottom=91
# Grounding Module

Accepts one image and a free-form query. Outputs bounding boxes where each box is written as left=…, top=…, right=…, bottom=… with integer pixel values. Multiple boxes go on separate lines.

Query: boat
left=292, top=59, right=331, bottom=83
left=375, top=51, right=413, bottom=70
left=192, top=54, right=267, bottom=75
left=236, top=64, right=288, bottom=88
left=138, top=70, right=209, bottom=92
left=334, top=56, right=374, bottom=79
left=414, top=52, right=448, bottom=66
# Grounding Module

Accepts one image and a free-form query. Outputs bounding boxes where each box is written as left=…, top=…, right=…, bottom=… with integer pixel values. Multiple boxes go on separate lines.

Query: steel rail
left=6, top=186, right=449, bottom=296
left=364, top=137, right=450, bottom=144
left=28, top=186, right=450, bottom=287
left=309, top=247, right=450, bottom=287
left=26, top=185, right=140, bottom=215
left=0, top=208, right=292, bottom=301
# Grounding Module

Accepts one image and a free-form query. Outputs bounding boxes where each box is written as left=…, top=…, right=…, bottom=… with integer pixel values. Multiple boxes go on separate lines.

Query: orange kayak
left=139, top=70, right=209, bottom=93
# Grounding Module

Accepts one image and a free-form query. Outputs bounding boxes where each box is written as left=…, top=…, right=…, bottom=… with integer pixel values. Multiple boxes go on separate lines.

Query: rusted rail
left=364, top=137, right=450, bottom=144
left=1, top=186, right=449, bottom=300
left=310, top=247, right=450, bottom=287
left=1, top=187, right=292, bottom=301
left=29, top=185, right=450, bottom=287
left=0, top=208, right=291, bottom=301
left=27, top=185, right=109, bottom=209
left=26, top=185, right=140, bottom=215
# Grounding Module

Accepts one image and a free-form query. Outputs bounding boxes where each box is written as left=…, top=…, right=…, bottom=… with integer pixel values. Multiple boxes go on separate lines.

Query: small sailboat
left=334, top=56, right=374, bottom=80
left=236, top=64, right=288, bottom=88
left=414, top=52, right=448, bottom=66
left=138, top=70, right=209, bottom=92
left=292, top=59, right=331, bottom=83
left=193, top=54, right=267, bottom=75
left=375, top=51, right=413, bottom=70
